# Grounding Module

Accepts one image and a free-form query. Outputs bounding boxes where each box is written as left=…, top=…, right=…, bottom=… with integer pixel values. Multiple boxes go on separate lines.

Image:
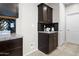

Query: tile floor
left=28, top=43, right=79, bottom=56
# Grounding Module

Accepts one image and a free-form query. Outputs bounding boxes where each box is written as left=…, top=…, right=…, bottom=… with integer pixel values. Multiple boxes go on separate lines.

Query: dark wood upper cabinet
left=38, top=3, right=53, bottom=23
left=0, top=3, right=18, bottom=18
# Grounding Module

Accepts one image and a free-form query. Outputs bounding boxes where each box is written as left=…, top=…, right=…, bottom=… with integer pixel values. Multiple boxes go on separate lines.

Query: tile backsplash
left=38, top=23, right=58, bottom=31
left=0, top=19, right=16, bottom=33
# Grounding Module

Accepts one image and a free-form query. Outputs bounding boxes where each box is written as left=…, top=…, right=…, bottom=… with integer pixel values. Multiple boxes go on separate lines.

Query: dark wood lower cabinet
left=0, top=38, right=23, bottom=56
left=38, top=32, right=58, bottom=54
left=6, top=47, right=22, bottom=56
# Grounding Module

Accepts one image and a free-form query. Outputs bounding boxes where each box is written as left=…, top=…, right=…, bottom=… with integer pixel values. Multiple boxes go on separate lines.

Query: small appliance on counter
left=45, top=27, right=50, bottom=32
left=51, top=27, right=54, bottom=31
left=43, top=24, right=52, bottom=32
left=43, top=24, right=55, bottom=32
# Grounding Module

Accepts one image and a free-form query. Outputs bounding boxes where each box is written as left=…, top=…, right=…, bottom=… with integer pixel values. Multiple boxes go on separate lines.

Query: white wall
left=16, top=4, right=22, bottom=35
left=65, top=4, right=79, bottom=44
left=16, top=3, right=38, bottom=55
left=58, top=3, right=66, bottom=46
left=66, top=4, right=79, bottom=14
left=46, top=3, right=59, bottom=23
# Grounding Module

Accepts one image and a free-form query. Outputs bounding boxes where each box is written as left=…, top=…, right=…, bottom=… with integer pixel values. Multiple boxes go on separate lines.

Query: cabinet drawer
left=0, top=47, right=22, bottom=56
left=7, top=47, right=22, bottom=56
left=0, top=38, right=22, bottom=52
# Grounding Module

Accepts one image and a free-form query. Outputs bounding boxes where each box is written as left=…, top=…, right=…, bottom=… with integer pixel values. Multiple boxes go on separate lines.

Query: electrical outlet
left=30, top=43, right=33, bottom=46
left=30, top=43, right=35, bottom=49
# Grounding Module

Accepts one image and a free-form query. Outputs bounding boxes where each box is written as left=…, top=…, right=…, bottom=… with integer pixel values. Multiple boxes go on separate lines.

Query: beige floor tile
left=75, top=46, right=79, bottom=56
left=28, top=50, right=46, bottom=56
left=28, top=43, right=79, bottom=56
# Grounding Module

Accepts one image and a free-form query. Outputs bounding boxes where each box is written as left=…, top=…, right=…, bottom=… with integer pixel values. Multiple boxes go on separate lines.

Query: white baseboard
left=23, top=48, right=38, bottom=56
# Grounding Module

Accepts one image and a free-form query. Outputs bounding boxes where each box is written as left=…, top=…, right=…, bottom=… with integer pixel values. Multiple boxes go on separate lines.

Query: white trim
left=23, top=48, right=38, bottom=56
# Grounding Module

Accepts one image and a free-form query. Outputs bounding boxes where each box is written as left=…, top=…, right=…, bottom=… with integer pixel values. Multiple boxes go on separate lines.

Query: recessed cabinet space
left=38, top=3, right=52, bottom=24
left=38, top=32, right=58, bottom=54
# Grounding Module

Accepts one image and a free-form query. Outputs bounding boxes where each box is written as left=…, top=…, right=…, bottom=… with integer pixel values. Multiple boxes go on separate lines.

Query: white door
left=66, top=13, right=79, bottom=44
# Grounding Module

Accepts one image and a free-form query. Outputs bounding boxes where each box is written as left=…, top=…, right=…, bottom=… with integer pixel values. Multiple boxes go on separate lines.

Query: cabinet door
left=49, top=33, right=58, bottom=52
left=0, top=38, right=22, bottom=56
left=49, top=34, right=54, bottom=52
left=38, top=3, right=52, bottom=23
left=7, top=47, right=22, bottom=56
left=53, top=37, right=58, bottom=48
left=53, top=33, right=58, bottom=49
left=0, top=3, right=18, bottom=18
left=47, top=7, right=52, bottom=23
left=56, top=33, right=58, bottom=47
left=38, top=33, right=49, bottom=48
left=43, top=5, right=48, bottom=23
left=38, top=5, right=43, bottom=23
left=38, top=33, right=49, bottom=53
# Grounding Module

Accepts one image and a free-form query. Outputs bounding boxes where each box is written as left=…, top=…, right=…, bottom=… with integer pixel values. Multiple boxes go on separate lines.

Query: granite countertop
left=38, top=31, right=58, bottom=34
left=0, top=33, right=23, bottom=41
